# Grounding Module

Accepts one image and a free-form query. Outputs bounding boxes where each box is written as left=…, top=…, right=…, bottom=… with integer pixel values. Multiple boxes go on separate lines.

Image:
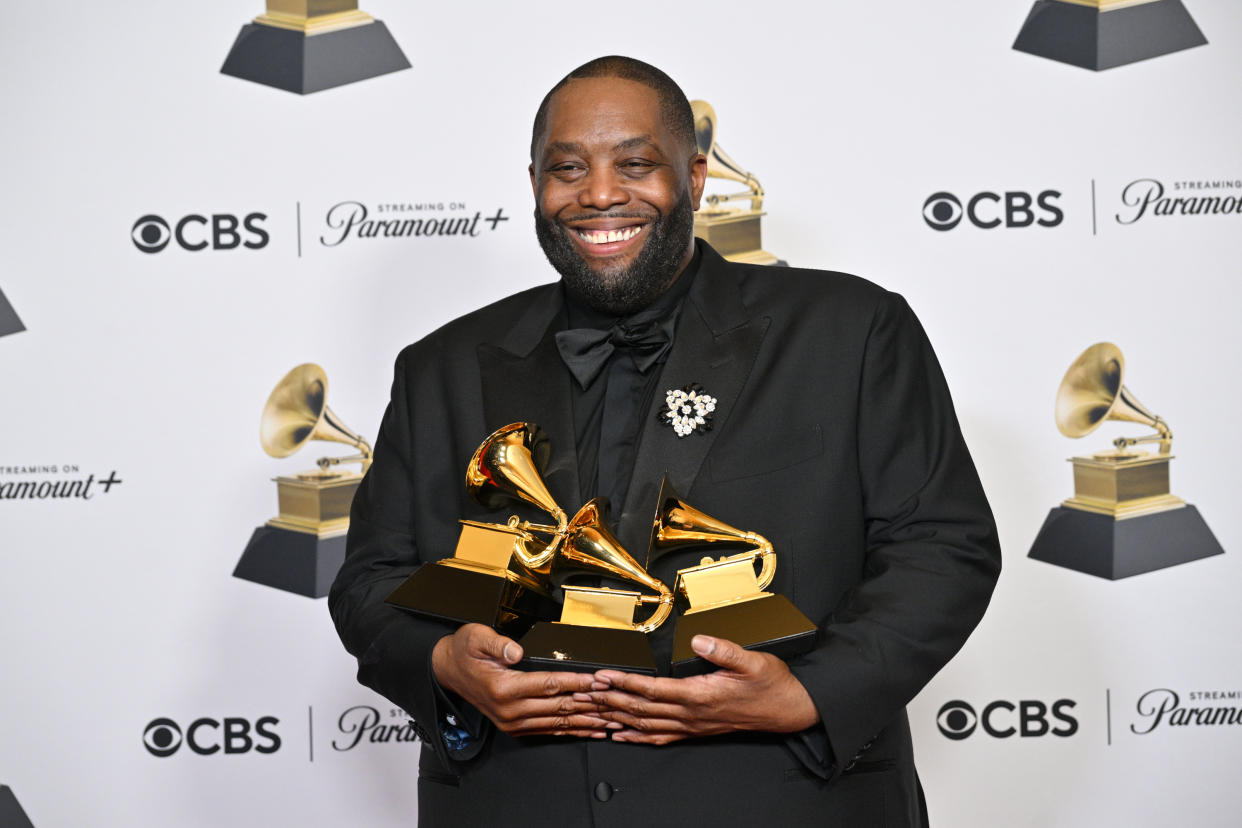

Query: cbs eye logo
left=131, top=212, right=269, bottom=253
left=923, top=190, right=1063, bottom=231
left=143, top=718, right=183, bottom=757
left=143, top=716, right=281, bottom=757
left=936, top=699, right=1078, bottom=740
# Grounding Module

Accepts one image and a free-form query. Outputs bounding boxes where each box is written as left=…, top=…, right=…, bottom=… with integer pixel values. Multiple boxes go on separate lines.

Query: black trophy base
left=1013, top=0, right=1207, bottom=71
left=233, top=525, right=346, bottom=598
left=671, top=594, right=818, bottom=678
left=1028, top=505, right=1223, bottom=580
left=0, top=287, right=24, bottom=338
left=0, top=786, right=35, bottom=828
left=385, top=563, right=557, bottom=635
left=221, top=21, right=410, bottom=94
left=516, top=622, right=657, bottom=675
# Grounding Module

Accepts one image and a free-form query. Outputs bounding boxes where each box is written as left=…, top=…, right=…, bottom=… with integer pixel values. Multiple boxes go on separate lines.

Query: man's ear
left=529, top=163, right=537, bottom=196
left=689, top=153, right=708, bottom=211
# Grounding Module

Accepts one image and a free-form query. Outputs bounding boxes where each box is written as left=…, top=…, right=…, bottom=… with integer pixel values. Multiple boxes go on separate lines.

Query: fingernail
left=606, top=722, right=623, bottom=730
left=573, top=693, right=591, bottom=702
left=692, top=635, right=715, bottom=656
left=502, top=643, right=517, bottom=663
left=590, top=681, right=609, bottom=691
left=592, top=732, right=607, bottom=739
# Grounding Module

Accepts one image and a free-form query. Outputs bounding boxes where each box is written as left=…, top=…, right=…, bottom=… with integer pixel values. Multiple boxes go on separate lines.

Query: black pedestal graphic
left=1013, top=0, right=1207, bottom=71
left=0, top=288, right=24, bottom=338
left=0, top=786, right=35, bottom=828
left=385, top=564, right=558, bottom=635
left=670, top=595, right=819, bottom=677
left=234, top=525, right=346, bottom=598
left=221, top=21, right=410, bottom=94
left=1028, top=505, right=1223, bottom=580
left=516, top=623, right=658, bottom=675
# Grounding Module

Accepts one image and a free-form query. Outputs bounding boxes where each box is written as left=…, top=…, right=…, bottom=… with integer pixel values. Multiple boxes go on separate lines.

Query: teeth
left=577, top=226, right=641, bottom=244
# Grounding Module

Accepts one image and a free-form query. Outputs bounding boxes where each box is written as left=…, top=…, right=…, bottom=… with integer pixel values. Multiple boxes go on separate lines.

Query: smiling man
left=331, top=56, right=1000, bottom=827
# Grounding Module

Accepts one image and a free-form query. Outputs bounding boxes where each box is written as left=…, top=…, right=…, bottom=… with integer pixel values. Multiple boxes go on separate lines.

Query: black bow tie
left=555, top=316, right=676, bottom=389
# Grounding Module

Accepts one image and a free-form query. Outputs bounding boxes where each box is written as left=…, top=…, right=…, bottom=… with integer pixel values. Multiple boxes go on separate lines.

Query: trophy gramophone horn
left=648, top=477, right=775, bottom=592
left=691, top=99, right=764, bottom=212
left=465, top=423, right=569, bottom=569
left=549, top=498, right=673, bottom=633
left=260, top=363, right=372, bottom=473
left=1054, top=342, right=1172, bottom=454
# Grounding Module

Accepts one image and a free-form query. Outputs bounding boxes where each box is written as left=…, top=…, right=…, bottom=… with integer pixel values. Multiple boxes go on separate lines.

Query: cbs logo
left=142, top=716, right=281, bottom=757
left=922, top=191, right=1063, bottom=231
left=131, top=213, right=269, bottom=253
left=936, top=699, right=1078, bottom=740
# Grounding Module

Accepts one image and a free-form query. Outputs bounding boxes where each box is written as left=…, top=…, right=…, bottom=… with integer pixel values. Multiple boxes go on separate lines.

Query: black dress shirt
left=561, top=247, right=701, bottom=513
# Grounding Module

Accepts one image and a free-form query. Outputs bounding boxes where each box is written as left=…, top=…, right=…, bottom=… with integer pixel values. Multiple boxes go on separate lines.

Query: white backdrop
left=1, top=1, right=1239, bottom=825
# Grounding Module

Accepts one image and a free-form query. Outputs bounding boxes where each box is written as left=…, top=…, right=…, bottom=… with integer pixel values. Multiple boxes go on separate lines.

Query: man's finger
left=525, top=729, right=613, bottom=739
left=494, top=695, right=602, bottom=721
left=690, top=635, right=757, bottom=673
left=593, top=670, right=695, bottom=703
left=509, top=715, right=616, bottom=729
left=610, top=729, right=688, bottom=745
left=464, top=624, right=522, bottom=664
left=503, top=669, right=598, bottom=700
left=579, top=691, right=690, bottom=721
left=593, top=709, right=694, bottom=734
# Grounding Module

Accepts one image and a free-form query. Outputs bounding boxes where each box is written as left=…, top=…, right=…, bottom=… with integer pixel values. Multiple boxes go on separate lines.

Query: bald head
left=530, top=56, right=695, bottom=162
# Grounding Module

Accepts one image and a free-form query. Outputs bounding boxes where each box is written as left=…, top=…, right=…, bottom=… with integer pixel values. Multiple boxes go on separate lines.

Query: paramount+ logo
left=131, top=212, right=269, bottom=253
left=936, top=698, right=1078, bottom=740
left=923, top=190, right=1063, bottom=231
left=143, top=716, right=281, bottom=757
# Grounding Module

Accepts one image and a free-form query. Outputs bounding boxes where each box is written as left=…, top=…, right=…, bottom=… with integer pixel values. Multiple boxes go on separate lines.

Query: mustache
left=555, top=211, right=656, bottom=224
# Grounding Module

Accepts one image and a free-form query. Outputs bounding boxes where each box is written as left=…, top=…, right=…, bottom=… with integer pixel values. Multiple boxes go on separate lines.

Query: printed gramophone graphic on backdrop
left=221, top=1, right=410, bottom=94
left=0, top=287, right=24, bottom=338
left=234, top=364, right=372, bottom=598
left=1027, top=343, right=1223, bottom=579
left=387, top=423, right=816, bottom=675
left=690, top=100, right=783, bottom=266
left=1013, top=0, right=1207, bottom=71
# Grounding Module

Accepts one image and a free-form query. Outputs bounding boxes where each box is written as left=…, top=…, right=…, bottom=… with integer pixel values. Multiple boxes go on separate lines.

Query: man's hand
left=575, top=634, right=820, bottom=745
left=431, top=623, right=618, bottom=739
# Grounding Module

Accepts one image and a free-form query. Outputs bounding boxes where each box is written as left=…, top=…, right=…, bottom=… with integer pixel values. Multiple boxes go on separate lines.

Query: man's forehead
left=539, top=77, right=666, bottom=148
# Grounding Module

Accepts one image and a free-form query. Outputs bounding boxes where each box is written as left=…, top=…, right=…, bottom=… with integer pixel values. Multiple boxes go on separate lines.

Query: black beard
left=535, top=190, right=695, bottom=316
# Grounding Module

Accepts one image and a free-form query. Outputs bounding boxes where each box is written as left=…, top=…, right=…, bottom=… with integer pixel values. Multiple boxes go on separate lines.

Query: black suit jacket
left=329, top=242, right=1001, bottom=827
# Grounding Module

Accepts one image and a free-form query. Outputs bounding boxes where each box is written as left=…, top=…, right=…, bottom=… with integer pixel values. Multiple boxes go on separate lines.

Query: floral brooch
left=660, top=384, right=716, bottom=437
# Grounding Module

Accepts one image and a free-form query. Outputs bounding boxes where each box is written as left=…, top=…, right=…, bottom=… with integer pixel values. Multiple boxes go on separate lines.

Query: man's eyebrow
left=545, top=140, right=586, bottom=156
left=544, top=136, right=660, bottom=157
left=613, top=135, right=658, bottom=153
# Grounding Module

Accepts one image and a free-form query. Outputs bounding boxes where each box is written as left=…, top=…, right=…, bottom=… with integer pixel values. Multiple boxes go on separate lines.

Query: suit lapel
left=476, top=285, right=581, bottom=513
left=616, top=246, right=770, bottom=551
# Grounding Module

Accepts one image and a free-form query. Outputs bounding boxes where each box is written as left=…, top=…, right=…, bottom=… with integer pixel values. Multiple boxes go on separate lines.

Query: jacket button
left=594, top=782, right=613, bottom=802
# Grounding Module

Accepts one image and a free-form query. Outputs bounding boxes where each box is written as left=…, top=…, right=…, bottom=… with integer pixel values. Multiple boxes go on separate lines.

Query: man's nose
left=578, top=167, right=628, bottom=210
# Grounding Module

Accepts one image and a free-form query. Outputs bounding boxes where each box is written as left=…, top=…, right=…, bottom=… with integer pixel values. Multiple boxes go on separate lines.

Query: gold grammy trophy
left=648, top=477, right=817, bottom=676
left=516, top=499, right=674, bottom=675
left=690, top=100, right=781, bottom=266
left=235, top=363, right=372, bottom=598
left=385, top=423, right=564, bottom=632
left=1027, top=343, right=1223, bottom=579
left=221, top=1, right=411, bottom=95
